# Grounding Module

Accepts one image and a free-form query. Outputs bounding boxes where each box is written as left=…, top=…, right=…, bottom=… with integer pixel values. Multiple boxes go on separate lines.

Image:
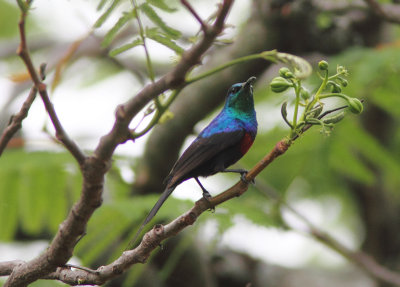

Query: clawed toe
left=202, top=192, right=215, bottom=212
left=240, top=172, right=255, bottom=185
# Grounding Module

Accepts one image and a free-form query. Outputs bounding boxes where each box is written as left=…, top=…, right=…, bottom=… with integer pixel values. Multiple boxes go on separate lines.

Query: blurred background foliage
left=1, top=0, right=400, bottom=286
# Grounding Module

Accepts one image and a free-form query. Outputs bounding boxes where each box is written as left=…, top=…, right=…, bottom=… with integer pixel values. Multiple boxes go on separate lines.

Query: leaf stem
left=186, top=51, right=277, bottom=84
left=304, top=69, right=329, bottom=117
left=290, top=82, right=301, bottom=138
left=319, top=92, right=350, bottom=101
left=131, top=0, right=160, bottom=108
left=132, top=89, right=182, bottom=138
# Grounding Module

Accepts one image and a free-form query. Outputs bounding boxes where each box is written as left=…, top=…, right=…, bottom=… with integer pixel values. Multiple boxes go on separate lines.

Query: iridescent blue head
left=224, top=76, right=256, bottom=115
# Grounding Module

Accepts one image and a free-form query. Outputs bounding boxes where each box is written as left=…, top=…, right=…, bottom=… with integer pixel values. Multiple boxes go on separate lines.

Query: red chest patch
left=240, top=132, right=254, bottom=155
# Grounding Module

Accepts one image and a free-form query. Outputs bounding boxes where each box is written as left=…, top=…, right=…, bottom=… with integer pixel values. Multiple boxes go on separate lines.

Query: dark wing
left=167, top=129, right=244, bottom=187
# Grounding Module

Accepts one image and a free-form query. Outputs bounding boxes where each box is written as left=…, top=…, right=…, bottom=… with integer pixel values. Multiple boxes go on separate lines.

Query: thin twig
left=181, top=0, right=209, bottom=33
left=132, top=0, right=155, bottom=82
left=0, top=86, right=37, bottom=156
left=16, top=5, right=86, bottom=165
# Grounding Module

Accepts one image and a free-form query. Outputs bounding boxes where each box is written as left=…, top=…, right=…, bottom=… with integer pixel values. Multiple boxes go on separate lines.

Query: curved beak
left=243, top=76, right=256, bottom=89
left=241, top=76, right=256, bottom=93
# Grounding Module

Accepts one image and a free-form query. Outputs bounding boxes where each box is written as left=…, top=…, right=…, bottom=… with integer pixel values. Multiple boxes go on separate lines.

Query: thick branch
left=0, top=261, right=24, bottom=277
left=0, top=137, right=290, bottom=286
left=0, top=87, right=37, bottom=156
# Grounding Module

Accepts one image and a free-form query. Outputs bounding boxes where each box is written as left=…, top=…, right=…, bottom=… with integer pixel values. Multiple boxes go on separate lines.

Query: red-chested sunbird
left=132, top=76, right=257, bottom=245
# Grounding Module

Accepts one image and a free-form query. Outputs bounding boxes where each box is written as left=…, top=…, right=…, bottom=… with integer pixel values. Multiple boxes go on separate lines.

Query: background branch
left=15, top=6, right=86, bottom=166
left=254, top=177, right=400, bottom=287
left=0, top=87, right=36, bottom=156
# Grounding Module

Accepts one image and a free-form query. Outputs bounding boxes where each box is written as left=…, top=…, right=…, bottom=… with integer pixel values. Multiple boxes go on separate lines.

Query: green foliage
left=147, top=0, right=177, bottom=13
left=75, top=194, right=192, bottom=266
left=94, top=0, right=122, bottom=28
left=0, top=0, right=19, bottom=38
left=145, top=27, right=184, bottom=54
left=109, top=37, right=143, bottom=56
left=335, top=47, right=400, bottom=118
left=140, top=3, right=181, bottom=39
left=102, top=11, right=137, bottom=48
left=270, top=59, right=363, bottom=139
left=210, top=186, right=283, bottom=234
left=0, top=150, right=81, bottom=241
left=239, top=46, right=400, bottom=227
left=98, top=0, right=183, bottom=56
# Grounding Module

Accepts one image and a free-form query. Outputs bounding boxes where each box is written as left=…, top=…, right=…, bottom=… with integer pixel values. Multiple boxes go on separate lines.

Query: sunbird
left=133, top=76, right=258, bottom=244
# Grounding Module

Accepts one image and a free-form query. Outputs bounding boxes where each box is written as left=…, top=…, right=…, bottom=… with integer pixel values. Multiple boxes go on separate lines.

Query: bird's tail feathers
left=126, top=186, right=175, bottom=250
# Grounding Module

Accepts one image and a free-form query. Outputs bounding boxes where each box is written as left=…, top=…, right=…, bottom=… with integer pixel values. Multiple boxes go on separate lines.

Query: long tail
left=127, top=186, right=175, bottom=249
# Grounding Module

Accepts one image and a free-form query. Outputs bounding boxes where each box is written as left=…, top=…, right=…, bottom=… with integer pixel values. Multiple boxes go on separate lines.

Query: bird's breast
left=240, top=132, right=255, bottom=155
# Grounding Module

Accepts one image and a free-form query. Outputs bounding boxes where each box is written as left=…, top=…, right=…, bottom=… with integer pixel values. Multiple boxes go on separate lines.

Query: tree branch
left=3, top=1, right=234, bottom=286
left=0, top=136, right=290, bottom=286
left=181, top=0, right=209, bottom=33
left=0, top=87, right=37, bottom=156
left=93, top=0, right=233, bottom=161
left=15, top=4, right=86, bottom=166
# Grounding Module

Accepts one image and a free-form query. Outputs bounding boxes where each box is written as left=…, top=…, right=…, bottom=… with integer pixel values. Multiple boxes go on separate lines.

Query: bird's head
left=224, top=76, right=256, bottom=112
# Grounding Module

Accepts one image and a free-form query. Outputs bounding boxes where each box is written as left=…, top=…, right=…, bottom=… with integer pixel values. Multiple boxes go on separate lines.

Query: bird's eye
left=232, top=86, right=240, bottom=93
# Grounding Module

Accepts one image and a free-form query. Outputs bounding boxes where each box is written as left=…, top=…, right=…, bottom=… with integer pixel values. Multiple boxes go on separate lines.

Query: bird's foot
left=240, top=171, right=255, bottom=185
left=222, top=169, right=255, bottom=184
left=202, top=191, right=215, bottom=212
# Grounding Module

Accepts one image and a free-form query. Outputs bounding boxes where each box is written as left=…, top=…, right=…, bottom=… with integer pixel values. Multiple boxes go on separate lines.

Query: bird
left=131, top=76, right=257, bottom=246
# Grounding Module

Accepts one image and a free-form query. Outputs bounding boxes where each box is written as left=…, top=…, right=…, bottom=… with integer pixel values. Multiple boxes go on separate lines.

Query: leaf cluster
left=96, top=0, right=184, bottom=57
left=0, top=150, right=81, bottom=241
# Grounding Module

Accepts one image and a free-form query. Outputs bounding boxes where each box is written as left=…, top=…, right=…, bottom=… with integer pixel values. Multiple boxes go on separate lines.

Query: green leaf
left=0, top=170, right=19, bottom=241
left=45, top=168, right=69, bottom=233
left=17, top=168, right=44, bottom=234
left=97, top=0, right=110, bottom=11
left=102, top=11, right=137, bottom=48
left=140, top=3, right=181, bottom=39
left=94, top=0, right=121, bottom=29
left=0, top=150, right=81, bottom=239
left=146, top=29, right=184, bottom=55
left=329, top=139, right=375, bottom=185
left=341, top=121, right=400, bottom=190
left=109, top=38, right=143, bottom=56
left=0, top=0, right=19, bottom=38
left=148, top=0, right=177, bottom=13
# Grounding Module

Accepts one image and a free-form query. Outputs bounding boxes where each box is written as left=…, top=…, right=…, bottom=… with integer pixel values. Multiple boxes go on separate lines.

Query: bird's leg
left=194, top=177, right=211, bottom=199
left=194, top=177, right=215, bottom=212
left=222, top=169, right=255, bottom=184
